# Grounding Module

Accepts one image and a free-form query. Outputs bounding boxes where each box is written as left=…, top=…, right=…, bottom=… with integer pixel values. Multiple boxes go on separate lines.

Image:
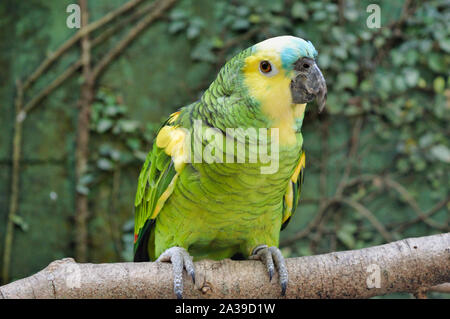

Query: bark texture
left=1, top=233, right=449, bottom=299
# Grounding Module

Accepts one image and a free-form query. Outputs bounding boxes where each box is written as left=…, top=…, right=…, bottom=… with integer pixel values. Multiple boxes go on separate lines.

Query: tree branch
left=74, top=0, right=94, bottom=263
left=91, top=0, right=177, bottom=81
left=1, top=80, right=24, bottom=285
left=21, top=0, right=145, bottom=91
left=1, top=234, right=448, bottom=298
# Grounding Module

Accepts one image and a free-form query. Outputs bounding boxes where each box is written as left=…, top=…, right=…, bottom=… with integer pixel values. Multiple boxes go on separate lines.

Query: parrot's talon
left=250, top=245, right=288, bottom=296
left=281, top=281, right=287, bottom=296
left=156, top=246, right=195, bottom=299
left=269, top=268, right=274, bottom=282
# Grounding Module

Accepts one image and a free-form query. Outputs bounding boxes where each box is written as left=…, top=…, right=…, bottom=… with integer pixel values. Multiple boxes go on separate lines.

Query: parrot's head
left=242, top=35, right=327, bottom=114
left=206, top=36, right=327, bottom=144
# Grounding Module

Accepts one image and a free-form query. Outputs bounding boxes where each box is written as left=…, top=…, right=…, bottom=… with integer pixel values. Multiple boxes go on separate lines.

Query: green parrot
left=133, top=35, right=327, bottom=298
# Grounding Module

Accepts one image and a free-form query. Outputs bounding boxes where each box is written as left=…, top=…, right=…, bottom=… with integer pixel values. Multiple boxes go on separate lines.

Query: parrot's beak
left=290, top=57, right=327, bottom=113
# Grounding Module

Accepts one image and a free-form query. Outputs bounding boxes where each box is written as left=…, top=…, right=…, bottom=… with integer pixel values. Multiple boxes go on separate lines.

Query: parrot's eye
left=260, top=61, right=272, bottom=73
left=259, top=60, right=278, bottom=77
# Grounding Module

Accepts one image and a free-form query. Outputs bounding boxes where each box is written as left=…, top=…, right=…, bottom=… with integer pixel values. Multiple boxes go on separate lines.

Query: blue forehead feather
left=251, top=36, right=319, bottom=71
left=281, top=38, right=318, bottom=70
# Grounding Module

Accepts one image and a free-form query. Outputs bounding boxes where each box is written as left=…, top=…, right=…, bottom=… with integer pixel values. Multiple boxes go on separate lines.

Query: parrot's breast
left=152, top=133, right=303, bottom=260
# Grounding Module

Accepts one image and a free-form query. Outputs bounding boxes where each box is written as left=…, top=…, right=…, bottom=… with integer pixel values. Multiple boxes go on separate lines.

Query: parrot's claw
left=250, top=245, right=288, bottom=296
left=156, top=246, right=195, bottom=299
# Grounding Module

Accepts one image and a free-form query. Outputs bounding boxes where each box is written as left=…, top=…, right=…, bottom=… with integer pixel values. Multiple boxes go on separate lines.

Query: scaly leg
left=249, top=245, right=288, bottom=296
left=156, top=246, right=195, bottom=299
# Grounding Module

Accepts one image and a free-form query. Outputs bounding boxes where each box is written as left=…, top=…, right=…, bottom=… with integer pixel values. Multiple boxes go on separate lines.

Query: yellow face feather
left=243, top=49, right=306, bottom=146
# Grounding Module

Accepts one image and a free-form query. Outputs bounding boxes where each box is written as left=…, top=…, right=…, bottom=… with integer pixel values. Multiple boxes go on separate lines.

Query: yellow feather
left=155, top=126, right=173, bottom=149
left=243, top=51, right=307, bottom=146
left=283, top=182, right=294, bottom=223
left=283, top=152, right=305, bottom=223
left=168, top=111, right=181, bottom=124
left=294, top=103, right=306, bottom=118
left=291, top=152, right=306, bottom=183
left=151, top=173, right=179, bottom=219
left=156, top=125, right=188, bottom=173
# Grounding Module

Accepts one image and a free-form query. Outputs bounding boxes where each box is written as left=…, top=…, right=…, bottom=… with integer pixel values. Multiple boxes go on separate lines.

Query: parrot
left=133, top=35, right=327, bottom=298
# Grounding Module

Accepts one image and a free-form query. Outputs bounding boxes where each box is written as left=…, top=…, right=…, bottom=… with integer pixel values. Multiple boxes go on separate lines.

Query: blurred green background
left=0, top=0, right=448, bottom=297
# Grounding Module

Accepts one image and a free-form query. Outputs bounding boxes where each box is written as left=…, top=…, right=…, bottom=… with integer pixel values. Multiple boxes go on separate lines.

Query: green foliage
left=77, top=88, right=157, bottom=199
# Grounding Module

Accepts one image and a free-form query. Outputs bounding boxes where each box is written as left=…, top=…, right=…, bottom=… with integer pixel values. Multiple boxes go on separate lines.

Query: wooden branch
left=74, top=0, right=94, bottom=263
left=1, top=234, right=448, bottom=299
left=395, top=197, right=450, bottom=232
left=23, top=60, right=83, bottom=114
left=281, top=195, right=394, bottom=247
left=383, top=177, right=447, bottom=231
left=22, top=0, right=144, bottom=91
left=337, top=198, right=393, bottom=242
left=429, top=283, right=450, bottom=294
left=1, top=80, right=24, bottom=285
left=91, top=0, right=162, bottom=47
left=335, top=116, right=363, bottom=197
left=91, top=0, right=177, bottom=81
left=343, top=174, right=448, bottom=232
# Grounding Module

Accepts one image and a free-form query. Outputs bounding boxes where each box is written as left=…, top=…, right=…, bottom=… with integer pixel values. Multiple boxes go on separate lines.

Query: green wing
left=133, top=112, right=182, bottom=261
left=281, top=151, right=305, bottom=230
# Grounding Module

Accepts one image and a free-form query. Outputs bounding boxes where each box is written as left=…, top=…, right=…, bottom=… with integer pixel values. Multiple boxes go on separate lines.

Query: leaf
left=110, top=149, right=121, bottom=161
left=169, top=21, right=186, bottom=34
left=404, top=69, right=419, bottom=87
left=122, top=219, right=135, bottom=232
left=337, top=229, right=355, bottom=249
left=104, top=105, right=120, bottom=116
left=430, top=145, right=450, bottom=163
left=248, top=14, right=261, bottom=24
left=428, top=53, right=445, bottom=73
left=97, top=158, right=114, bottom=171
left=191, top=40, right=216, bottom=63
left=439, top=38, right=450, bottom=53
left=337, top=224, right=357, bottom=249
left=79, top=174, right=94, bottom=186
left=119, top=120, right=139, bottom=133
left=186, top=25, right=200, bottom=39
left=126, top=138, right=141, bottom=151
left=433, top=77, right=445, bottom=93
left=169, top=8, right=186, bottom=20
left=298, top=246, right=312, bottom=256
left=419, top=134, right=434, bottom=148
left=76, top=184, right=90, bottom=195
left=236, top=6, right=249, bottom=17
left=291, top=3, right=308, bottom=19
left=312, top=11, right=327, bottom=21
left=97, top=119, right=113, bottom=133
left=232, top=18, right=250, bottom=31
left=336, top=73, right=358, bottom=90
left=12, top=215, right=29, bottom=232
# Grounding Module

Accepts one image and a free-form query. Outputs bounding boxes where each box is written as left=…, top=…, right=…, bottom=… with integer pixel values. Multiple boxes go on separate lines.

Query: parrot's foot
left=249, top=245, right=288, bottom=296
left=156, top=246, right=195, bottom=299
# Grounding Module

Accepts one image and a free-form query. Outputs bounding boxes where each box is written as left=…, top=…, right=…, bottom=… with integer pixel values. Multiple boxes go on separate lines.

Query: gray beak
left=290, top=57, right=327, bottom=113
